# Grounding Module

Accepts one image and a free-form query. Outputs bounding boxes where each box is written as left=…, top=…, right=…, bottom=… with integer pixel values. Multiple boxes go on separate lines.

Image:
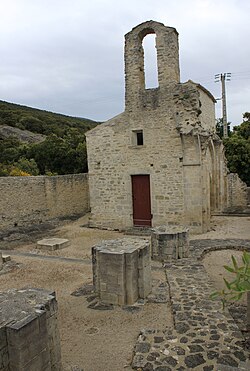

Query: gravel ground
left=0, top=214, right=250, bottom=370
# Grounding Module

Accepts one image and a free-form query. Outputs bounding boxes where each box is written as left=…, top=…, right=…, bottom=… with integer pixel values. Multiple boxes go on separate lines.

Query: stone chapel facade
left=86, top=21, right=228, bottom=233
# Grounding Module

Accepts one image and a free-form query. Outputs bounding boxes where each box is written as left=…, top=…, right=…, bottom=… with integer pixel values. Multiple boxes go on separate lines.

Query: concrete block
left=37, top=238, right=69, bottom=251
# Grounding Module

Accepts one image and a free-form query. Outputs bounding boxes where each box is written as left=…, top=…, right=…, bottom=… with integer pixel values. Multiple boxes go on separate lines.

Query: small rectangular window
left=132, top=129, right=144, bottom=146
left=137, top=131, right=143, bottom=145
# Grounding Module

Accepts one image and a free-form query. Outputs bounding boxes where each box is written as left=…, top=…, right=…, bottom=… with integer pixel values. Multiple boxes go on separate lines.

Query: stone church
left=86, top=20, right=228, bottom=233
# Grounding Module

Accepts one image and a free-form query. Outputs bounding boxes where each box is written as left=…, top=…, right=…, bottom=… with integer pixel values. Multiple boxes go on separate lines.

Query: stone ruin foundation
left=151, top=226, right=189, bottom=262
left=0, top=288, right=62, bottom=371
left=92, top=238, right=151, bottom=305
left=0, top=253, right=10, bottom=273
left=37, top=238, right=69, bottom=251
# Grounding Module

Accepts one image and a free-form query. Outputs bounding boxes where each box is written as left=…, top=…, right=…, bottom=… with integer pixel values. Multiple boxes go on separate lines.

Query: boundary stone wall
left=0, top=174, right=89, bottom=232
left=227, top=173, right=248, bottom=210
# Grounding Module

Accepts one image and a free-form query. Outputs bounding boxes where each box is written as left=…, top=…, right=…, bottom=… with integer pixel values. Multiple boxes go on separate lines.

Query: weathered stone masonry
left=86, top=20, right=229, bottom=233
left=92, top=238, right=151, bottom=305
left=0, top=173, right=89, bottom=232
left=0, top=288, right=62, bottom=371
left=227, top=173, right=248, bottom=211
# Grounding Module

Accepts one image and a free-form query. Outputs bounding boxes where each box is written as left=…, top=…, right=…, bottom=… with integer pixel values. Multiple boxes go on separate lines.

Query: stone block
left=92, top=238, right=151, bottom=305
left=151, top=225, right=189, bottom=262
left=9, top=348, right=51, bottom=371
left=0, top=327, right=7, bottom=351
left=0, top=288, right=62, bottom=371
left=37, top=238, right=69, bottom=251
left=0, top=345, right=9, bottom=370
left=2, top=254, right=11, bottom=262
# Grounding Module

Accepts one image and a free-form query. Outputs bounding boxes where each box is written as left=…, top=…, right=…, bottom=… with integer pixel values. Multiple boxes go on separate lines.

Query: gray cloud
left=0, top=0, right=249, bottom=125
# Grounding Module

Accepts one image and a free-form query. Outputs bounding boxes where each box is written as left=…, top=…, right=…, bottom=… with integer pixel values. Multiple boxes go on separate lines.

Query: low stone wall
left=0, top=174, right=89, bottom=232
left=0, top=288, right=61, bottom=370
left=227, top=173, right=248, bottom=210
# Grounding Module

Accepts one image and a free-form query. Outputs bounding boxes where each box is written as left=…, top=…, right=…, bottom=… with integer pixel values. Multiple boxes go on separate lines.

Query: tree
left=223, top=113, right=250, bottom=185
left=233, top=112, right=250, bottom=140
left=14, top=157, right=39, bottom=176
left=19, top=115, right=45, bottom=134
left=27, top=132, right=88, bottom=175
left=211, top=251, right=250, bottom=331
left=0, top=137, right=23, bottom=163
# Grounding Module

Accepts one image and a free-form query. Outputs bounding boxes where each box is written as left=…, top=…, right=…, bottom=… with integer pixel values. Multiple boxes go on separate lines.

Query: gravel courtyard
left=0, top=215, right=250, bottom=370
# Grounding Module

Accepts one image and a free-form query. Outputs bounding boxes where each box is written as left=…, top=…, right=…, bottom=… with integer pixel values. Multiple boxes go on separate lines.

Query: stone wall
left=0, top=174, right=89, bottom=232
left=0, top=288, right=61, bottom=370
left=197, top=85, right=216, bottom=133
left=227, top=173, right=248, bottom=210
left=247, top=187, right=250, bottom=206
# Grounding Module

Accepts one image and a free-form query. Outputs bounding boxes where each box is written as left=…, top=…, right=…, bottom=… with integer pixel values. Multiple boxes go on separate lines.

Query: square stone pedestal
left=0, top=288, right=62, bottom=370
left=37, top=238, right=69, bottom=251
left=92, top=238, right=151, bottom=305
left=151, top=226, right=189, bottom=262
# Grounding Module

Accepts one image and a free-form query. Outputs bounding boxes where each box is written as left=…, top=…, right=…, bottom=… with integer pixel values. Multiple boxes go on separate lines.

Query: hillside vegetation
left=0, top=100, right=99, bottom=176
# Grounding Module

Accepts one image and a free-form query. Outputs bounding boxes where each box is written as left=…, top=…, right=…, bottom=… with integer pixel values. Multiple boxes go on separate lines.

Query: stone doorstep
left=36, top=238, right=70, bottom=251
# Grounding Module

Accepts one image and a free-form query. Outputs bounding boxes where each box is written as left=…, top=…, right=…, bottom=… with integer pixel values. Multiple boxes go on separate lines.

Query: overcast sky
left=0, top=0, right=249, bottom=127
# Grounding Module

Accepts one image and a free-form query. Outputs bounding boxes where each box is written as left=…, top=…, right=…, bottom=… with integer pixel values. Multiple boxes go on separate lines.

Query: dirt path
left=1, top=214, right=250, bottom=370
left=0, top=216, right=172, bottom=371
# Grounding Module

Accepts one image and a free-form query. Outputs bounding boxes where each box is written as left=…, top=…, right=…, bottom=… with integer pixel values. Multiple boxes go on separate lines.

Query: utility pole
left=215, top=72, right=231, bottom=137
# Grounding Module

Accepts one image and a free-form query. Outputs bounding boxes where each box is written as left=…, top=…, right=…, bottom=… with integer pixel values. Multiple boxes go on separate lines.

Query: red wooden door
left=131, top=175, right=152, bottom=226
